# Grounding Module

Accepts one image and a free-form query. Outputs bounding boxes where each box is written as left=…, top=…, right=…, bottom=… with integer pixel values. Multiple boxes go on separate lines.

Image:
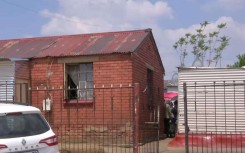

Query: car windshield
left=0, top=113, right=50, bottom=139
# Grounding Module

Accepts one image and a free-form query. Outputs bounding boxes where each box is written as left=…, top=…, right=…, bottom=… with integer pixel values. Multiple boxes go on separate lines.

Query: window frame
left=65, top=63, right=94, bottom=104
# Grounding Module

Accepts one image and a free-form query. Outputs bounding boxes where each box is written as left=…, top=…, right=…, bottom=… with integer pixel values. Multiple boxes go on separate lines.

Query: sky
left=0, top=0, right=244, bottom=79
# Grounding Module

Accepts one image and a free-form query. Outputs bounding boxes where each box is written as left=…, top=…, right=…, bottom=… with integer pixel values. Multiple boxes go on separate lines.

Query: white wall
left=178, top=68, right=245, bottom=134
left=0, top=61, right=15, bottom=101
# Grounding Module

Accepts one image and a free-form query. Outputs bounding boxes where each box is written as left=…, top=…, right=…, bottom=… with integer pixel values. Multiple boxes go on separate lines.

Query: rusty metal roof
left=0, top=29, right=151, bottom=59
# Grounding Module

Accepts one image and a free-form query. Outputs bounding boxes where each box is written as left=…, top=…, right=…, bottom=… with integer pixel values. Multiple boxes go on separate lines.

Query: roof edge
left=0, top=29, right=151, bottom=42
left=178, top=67, right=245, bottom=70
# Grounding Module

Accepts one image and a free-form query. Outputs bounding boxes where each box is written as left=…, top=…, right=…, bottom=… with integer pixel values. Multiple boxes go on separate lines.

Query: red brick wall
left=30, top=58, right=64, bottom=124
left=30, top=55, right=134, bottom=129
left=94, top=54, right=133, bottom=86
left=132, top=34, right=165, bottom=137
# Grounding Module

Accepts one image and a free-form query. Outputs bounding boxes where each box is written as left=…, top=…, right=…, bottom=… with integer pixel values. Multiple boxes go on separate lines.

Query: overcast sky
left=0, top=0, right=244, bottom=79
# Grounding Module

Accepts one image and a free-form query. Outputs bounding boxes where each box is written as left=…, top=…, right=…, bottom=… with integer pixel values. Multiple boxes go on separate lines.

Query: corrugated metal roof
left=0, top=29, right=150, bottom=59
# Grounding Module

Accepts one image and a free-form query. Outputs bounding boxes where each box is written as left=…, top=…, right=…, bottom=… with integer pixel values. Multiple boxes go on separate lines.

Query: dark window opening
left=147, top=69, right=153, bottom=106
left=66, top=63, right=93, bottom=101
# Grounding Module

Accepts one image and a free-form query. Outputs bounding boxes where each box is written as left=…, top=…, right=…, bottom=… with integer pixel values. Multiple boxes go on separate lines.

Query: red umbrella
left=164, top=92, right=178, bottom=101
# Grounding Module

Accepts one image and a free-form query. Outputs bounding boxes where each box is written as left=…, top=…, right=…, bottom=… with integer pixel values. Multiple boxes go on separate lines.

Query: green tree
left=173, top=21, right=230, bottom=67
left=228, top=54, right=245, bottom=67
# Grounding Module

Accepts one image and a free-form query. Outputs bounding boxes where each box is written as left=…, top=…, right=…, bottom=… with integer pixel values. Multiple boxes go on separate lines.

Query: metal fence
left=0, top=82, right=161, bottom=153
left=183, top=80, right=245, bottom=153
left=0, top=81, right=29, bottom=104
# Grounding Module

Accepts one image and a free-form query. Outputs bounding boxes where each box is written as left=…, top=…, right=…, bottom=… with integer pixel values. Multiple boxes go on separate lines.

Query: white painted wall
left=178, top=67, right=245, bottom=134
left=0, top=61, right=15, bottom=101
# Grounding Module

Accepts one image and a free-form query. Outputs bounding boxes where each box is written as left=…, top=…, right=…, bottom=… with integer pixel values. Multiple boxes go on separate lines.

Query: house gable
left=133, top=29, right=165, bottom=74
left=131, top=29, right=164, bottom=127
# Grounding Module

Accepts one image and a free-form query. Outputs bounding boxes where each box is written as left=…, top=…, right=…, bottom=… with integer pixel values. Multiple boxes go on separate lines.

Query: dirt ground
left=159, top=138, right=185, bottom=153
left=59, top=138, right=185, bottom=153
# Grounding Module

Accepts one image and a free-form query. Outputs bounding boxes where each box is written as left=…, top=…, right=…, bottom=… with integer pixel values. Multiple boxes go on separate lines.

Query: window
left=147, top=69, right=153, bottom=105
left=0, top=114, right=50, bottom=139
left=66, top=63, right=93, bottom=101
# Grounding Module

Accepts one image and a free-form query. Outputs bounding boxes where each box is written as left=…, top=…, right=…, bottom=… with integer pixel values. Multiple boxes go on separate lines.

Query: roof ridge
left=0, top=28, right=151, bottom=42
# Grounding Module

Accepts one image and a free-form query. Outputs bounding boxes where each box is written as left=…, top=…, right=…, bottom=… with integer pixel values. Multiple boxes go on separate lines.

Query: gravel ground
left=59, top=138, right=185, bottom=153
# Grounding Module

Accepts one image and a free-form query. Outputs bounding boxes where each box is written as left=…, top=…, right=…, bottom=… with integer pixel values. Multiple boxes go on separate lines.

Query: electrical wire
left=1, top=0, right=37, bottom=13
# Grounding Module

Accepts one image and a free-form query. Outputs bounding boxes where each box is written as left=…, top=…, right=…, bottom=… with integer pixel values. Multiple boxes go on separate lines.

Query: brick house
left=0, top=29, right=165, bottom=142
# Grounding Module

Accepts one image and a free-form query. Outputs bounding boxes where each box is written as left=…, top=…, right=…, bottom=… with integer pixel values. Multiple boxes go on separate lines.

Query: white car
left=0, top=103, right=59, bottom=153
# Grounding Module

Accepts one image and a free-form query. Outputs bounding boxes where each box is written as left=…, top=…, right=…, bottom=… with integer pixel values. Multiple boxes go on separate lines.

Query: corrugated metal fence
left=0, top=81, right=29, bottom=103
left=0, top=61, right=15, bottom=102
left=183, top=81, right=245, bottom=153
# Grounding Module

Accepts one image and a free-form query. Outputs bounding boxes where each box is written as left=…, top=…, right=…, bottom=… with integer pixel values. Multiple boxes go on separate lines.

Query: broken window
left=66, top=63, right=93, bottom=101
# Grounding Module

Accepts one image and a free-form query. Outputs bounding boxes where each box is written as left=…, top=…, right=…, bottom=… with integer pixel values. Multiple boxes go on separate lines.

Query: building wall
left=30, top=55, right=133, bottom=127
left=132, top=35, right=165, bottom=137
left=15, top=61, right=30, bottom=103
left=166, top=86, right=178, bottom=92
left=15, top=61, right=30, bottom=80
left=0, top=60, right=30, bottom=103
left=0, top=60, right=15, bottom=101
left=178, top=68, right=245, bottom=134
left=30, top=58, right=63, bottom=124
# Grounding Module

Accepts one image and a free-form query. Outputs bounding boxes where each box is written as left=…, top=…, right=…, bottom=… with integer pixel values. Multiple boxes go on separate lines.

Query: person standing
left=172, top=100, right=178, bottom=124
left=164, top=101, right=174, bottom=137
